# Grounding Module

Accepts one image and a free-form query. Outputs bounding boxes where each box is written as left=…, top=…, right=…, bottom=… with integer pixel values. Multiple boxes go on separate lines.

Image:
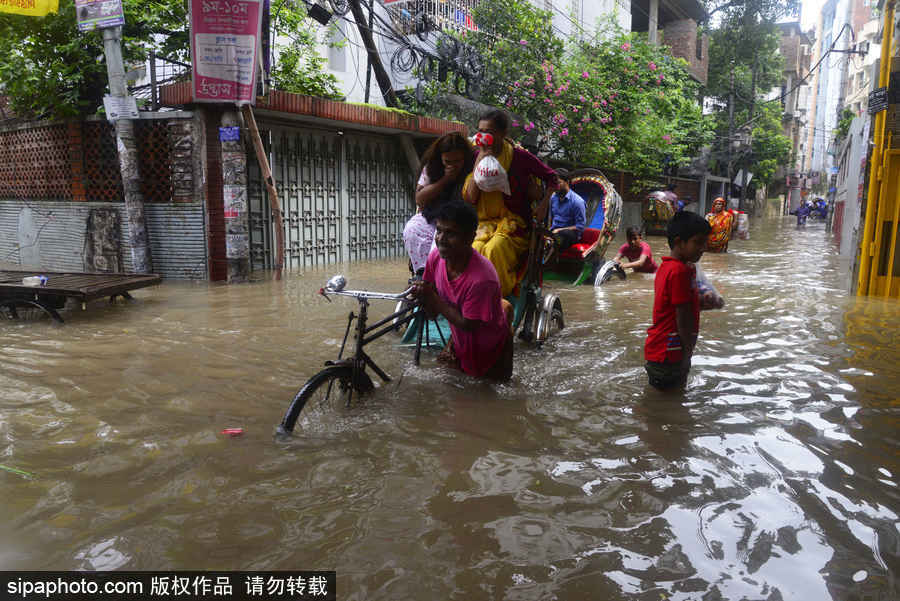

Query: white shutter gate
left=345, top=133, right=412, bottom=262
left=248, top=124, right=414, bottom=271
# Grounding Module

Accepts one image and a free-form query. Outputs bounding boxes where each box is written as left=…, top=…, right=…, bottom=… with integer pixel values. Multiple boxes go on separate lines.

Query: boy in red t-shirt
left=644, top=211, right=712, bottom=390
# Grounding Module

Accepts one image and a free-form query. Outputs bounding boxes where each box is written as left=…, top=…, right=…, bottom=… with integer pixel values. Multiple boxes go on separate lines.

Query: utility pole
left=102, top=26, right=152, bottom=274
left=727, top=69, right=735, bottom=202
left=349, top=0, right=398, bottom=107
left=739, top=57, right=758, bottom=213
left=364, top=0, right=374, bottom=103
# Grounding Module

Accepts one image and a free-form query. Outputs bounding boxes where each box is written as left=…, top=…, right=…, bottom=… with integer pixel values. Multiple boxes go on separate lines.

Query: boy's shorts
left=645, top=360, right=689, bottom=390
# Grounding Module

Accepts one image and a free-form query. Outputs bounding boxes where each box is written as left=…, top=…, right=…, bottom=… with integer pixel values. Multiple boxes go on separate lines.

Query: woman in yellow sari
left=706, top=197, right=735, bottom=253
left=462, top=110, right=559, bottom=297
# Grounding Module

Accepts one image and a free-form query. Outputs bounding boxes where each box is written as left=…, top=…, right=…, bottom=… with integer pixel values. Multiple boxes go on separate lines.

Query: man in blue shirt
left=549, top=170, right=586, bottom=252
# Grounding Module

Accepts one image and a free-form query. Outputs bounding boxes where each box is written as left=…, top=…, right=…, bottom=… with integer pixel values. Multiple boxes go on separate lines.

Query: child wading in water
left=644, top=211, right=712, bottom=390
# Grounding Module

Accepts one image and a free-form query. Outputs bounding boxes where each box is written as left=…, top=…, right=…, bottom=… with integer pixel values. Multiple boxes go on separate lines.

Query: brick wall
left=781, top=34, right=801, bottom=76
left=663, top=19, right=709, bottom=86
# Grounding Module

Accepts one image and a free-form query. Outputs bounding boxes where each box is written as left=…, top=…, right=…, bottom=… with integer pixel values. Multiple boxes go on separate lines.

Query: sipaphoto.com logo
left=6, top=575, right=141, bottom=598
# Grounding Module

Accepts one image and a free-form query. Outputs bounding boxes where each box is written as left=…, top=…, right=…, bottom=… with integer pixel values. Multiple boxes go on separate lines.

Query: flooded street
left=1, top=216, right=898, bottom=600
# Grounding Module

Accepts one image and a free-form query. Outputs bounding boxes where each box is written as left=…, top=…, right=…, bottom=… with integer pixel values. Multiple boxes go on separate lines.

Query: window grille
left=385, top=0, right=480, bottom=35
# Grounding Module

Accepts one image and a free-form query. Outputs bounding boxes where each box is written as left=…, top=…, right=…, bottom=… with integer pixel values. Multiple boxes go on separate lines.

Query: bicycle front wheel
left=278, top=365, right=354, bottom=434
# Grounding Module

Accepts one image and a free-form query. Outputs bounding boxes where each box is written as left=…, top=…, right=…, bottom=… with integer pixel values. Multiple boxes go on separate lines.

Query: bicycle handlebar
left=319, top=282, right=416, bottom=302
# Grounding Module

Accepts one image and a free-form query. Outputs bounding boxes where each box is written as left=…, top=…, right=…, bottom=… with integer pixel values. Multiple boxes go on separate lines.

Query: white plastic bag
left=474, top=155, right=511, bottom=195
left=695, top=264, right=725, bottom=310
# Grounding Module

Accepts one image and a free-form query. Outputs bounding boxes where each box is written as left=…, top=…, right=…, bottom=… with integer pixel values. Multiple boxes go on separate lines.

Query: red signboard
left=190, top=0, right=263, bottom=104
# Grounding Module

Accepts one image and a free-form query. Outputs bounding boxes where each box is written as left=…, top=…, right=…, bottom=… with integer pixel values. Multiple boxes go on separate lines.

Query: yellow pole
left=885, top=157, right=900, bottom=295
left=857, top=0, right=895, bottom=295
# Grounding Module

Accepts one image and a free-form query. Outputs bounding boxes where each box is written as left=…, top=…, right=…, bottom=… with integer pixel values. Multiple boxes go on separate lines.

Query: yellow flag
left=0, top=0, right=59, bottom=16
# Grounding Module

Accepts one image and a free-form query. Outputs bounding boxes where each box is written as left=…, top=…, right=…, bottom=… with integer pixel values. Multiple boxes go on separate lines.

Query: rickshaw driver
left=412, top=201, right=514, bottom=381
left=548, top=170, right=586, bottom=252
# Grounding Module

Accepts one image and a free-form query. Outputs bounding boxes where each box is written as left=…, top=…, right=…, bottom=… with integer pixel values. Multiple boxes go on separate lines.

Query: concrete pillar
left=648, top=0, right=659, bottom=46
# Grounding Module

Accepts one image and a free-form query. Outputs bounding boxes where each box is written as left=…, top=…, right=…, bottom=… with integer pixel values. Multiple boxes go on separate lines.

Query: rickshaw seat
left=559, top=227, right=602, bottom=261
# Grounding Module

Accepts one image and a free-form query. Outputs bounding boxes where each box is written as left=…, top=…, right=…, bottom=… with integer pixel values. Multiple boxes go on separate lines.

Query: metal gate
left=248, top=123, right=414, bottom=271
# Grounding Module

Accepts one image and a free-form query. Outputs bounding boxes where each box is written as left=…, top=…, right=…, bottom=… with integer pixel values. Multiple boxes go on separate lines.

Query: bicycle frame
left=319, top=283, right=433, bottom=403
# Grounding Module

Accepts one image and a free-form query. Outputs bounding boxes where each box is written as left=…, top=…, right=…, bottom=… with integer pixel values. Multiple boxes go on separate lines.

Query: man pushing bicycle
left=412, top=201, right=514, bottom=381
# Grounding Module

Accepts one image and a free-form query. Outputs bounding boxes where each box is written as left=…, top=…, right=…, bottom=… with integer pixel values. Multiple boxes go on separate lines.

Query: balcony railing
left=384, top=0, right=480, bottom=35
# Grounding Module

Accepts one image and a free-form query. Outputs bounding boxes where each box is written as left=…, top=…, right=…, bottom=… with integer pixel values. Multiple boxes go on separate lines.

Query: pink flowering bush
left=416, top=1, right=710, bottom=180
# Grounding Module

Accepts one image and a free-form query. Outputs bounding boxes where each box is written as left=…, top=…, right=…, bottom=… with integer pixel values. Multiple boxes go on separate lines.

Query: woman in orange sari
left=705, top=197, right=735, bottom=253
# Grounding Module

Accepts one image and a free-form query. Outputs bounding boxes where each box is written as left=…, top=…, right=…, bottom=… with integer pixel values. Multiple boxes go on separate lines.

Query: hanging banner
left=0, top=0, right=58, bottom=16
left=189, top=0, right=263, bottom=104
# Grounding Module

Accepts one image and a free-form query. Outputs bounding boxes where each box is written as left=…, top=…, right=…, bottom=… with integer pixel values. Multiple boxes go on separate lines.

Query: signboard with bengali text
left=74, top=0, right=124, bottom=31
left=190, top=0, right=263, bottom=104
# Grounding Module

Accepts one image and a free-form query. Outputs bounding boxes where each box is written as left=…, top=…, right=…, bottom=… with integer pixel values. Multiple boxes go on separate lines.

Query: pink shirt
left=617, top=241, right=658, bottom=273
left=423, top=248, right=509, bottom=377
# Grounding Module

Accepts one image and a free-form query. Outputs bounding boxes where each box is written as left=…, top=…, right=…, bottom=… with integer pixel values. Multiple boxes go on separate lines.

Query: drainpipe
left=648, top=0, right=659, bottom=46
left=857, top=0, right=895, bottom=295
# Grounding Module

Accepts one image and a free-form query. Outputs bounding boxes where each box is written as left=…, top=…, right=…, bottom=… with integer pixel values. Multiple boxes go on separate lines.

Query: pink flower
left=601, top=99, right=607, bottom=106
left=662, top=134, right=672, bottom=144
left=529, top=91, right=536, bottom=98
left=544, top=98, right=553, bottom=104
left=512, top=120, right=520, bottom=127
left=524, top=121, right=535, bottom=132
left=514, top=81, right=520, bottom=87
left=520, top=39, right=528, bottom=45
left=608, top=146, right=615, bottom=152
left=579, top=95, right=585, bottom=102
left=648, top=62, right=657, bottom=71
left=560, top=128, right=569, bottom=137
left=621, top=42, right=631, bottom=51
left=582, top=71, right=590, bottom=79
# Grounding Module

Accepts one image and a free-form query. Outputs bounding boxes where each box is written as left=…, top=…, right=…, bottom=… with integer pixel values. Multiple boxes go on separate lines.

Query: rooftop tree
left=416, top=1, right=711, bottom=183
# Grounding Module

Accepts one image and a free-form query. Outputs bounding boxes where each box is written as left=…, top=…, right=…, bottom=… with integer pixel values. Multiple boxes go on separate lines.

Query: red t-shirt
left=617, top=241, right=658, bottom=273
left=644, top=257, right=699, bottom=363
left=424, top=248, right=509, bottom=377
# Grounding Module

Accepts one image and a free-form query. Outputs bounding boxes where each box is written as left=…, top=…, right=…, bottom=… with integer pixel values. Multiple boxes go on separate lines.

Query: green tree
left=268, top=0, right=341, bottom=99
left=833, top=107, right=855, bottom=142
left=417, top=2, right=710, bottom=182
left=0, top=0, right=187, bottom=119
left=703, top=4, right=795, bottom=190
left=0, top=0, right=339, bottom=120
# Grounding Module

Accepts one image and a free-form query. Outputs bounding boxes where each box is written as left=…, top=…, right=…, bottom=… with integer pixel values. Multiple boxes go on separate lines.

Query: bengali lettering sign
left=868, top=87, right=888, bottom=115
left=74, top=0, right=124, bottom=31
left=190, top=0, right=263, bottom=104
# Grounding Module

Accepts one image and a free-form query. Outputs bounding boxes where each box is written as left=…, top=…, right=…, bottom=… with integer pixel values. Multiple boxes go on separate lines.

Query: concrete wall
left=0, top=201, right=207, bottom=279
left=833, top=116, right=869, bottom=260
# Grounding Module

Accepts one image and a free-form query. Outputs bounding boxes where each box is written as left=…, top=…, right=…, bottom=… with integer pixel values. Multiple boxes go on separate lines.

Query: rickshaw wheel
left=535, top=296, right=564, bottom=343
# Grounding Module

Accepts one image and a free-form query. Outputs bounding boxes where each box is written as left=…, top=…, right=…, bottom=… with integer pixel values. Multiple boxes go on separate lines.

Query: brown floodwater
left=1, top=216, right=898, bottom=600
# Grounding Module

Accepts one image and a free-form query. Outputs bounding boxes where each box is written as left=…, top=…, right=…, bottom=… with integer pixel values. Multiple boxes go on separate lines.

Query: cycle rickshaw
left=542, top=168, right=622, bottom=286
left=278, top=200, right=566, bottom=435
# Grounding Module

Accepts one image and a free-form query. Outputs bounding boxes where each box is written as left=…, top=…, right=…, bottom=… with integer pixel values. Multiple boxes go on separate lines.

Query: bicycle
left=277, top=275, right=442, bottom=435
